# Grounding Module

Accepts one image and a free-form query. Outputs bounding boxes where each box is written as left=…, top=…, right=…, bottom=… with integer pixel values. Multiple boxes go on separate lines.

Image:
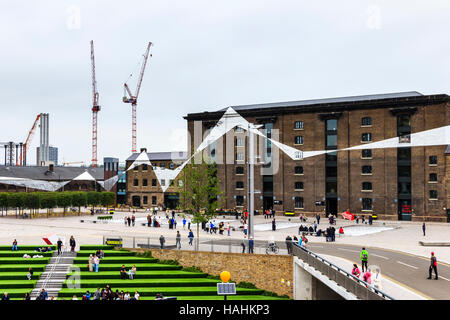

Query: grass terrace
left=0, top=245, right=55, bottom=300
left=59, top=245, right=289, bottom=300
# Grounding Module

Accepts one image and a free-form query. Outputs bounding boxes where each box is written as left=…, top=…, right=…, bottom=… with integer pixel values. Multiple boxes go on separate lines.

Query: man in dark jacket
left=427, top=252, right=438, bottom=280
left=285, top=235, right=293, bottom=254
left=69, top=236, right=76, bottom=252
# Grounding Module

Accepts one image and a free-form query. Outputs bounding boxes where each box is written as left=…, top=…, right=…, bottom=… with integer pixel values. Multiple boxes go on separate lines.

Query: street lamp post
left=247, top=123, right=262, bottom=241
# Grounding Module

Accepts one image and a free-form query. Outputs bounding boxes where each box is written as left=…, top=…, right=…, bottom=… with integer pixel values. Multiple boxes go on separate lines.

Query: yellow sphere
left=220, top=271, right=231, bottom=283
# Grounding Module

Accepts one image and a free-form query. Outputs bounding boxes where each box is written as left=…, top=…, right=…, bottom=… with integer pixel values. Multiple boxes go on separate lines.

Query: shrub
left=182, top=266, right=203, bottom=273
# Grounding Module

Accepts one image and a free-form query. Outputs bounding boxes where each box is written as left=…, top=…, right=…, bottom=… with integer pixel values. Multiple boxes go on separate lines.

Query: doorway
left=131, top=196, right=141, bottom=207
left=326, top=198, right=337, bottom=216
left=263, top=197, right=274, bottom=211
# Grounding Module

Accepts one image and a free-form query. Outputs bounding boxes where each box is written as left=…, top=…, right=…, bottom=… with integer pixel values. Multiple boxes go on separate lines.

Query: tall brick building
left=184, top=91, right=450, bottom=222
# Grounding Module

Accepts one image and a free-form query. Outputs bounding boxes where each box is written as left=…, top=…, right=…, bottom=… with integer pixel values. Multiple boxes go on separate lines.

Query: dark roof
left=184, top=91, right=449, bottom=120
left=0, top=166, right=104, bottom=181
left=126, top=151, right=188, bottom=162
left=221, top=91, right=423, bottom=112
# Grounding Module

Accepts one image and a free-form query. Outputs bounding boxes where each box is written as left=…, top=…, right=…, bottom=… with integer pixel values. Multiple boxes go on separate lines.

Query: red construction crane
left=91, top=40, right=100, bottom=167
left=123, top=42, right=153, bottom=153
left=22, top=114, right=41, bottom=166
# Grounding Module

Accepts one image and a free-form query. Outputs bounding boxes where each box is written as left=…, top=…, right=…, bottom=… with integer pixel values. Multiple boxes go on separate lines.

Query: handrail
left=292, top=243, right=395, bottom=300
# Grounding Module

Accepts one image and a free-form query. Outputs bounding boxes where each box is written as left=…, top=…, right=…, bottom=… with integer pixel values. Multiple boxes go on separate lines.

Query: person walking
left=57, top=238, right=63, bottom=255
left=93, top=255, right=100, bottom=272
left=272, top=218, right=276, bottom=231
left=316, top=214, right=320, bottom=225
left=12, top=239, right=18, bottom=251
left=243, top=223, right=248, bottom=236
left=351, top=264, right=361, bottom=278
left=147, top=214, right=152, bottom=227
left=131, top=215, right=135, bottom=227
left=285, top=235, right=292, bottom=255
left=88, top=254, right=94, bottom=272
left=187, top=218, right=191, bottom=230
left=360, top=247, right=369, bottom=273
left=248, top=238, right=254, bottom=254
left=127, top=216, right=131, bottom=227
left=227, top=223, right=231, bottom=236
left=427, top=252, right=438, bottom=280
left=182, top=217, right=186, bottom=229
left=69, top=236, right=76, bottom=252
left=159, top=235, right=165, bottom=249
left=368, top=215, right=373, bottom=225
left=241, top=236, right=246, bottom=253
left=188, top=229, right=194, bottom=246
left=422, top=223, right=426, bottom=236
left=176, top=231, right=181, bottom=250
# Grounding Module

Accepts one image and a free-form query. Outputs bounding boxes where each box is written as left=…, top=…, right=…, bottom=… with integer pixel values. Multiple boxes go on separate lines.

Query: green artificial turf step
left=79, top=245, right=115, bottom=251
left=0, top=251, right=54, bottom=258
left=0, top=288, right=35, bottom=299
left=73, top=263, right=182, bottom=272
left=0, top=245, right=56, bottom=251
left=58, top=286, right=264, bottom=298
left=0, top=280, right=37, bottom=289
left=0, top=272, right=42, bottom=281
left=0, top=257, right=50, bottom=265
left=73, top=256, right=157, bottom=264
left=69, top=270, right=207, bottom=280
left=0, top=264, right=47, bottom=272
left=64, top=278, right=220, bottom=288
left=76, top=250, right=137, bottom=257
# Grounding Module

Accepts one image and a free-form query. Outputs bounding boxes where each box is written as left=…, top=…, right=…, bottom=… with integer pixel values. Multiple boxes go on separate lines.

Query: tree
left=40, top=192, right=57, bottom=217
left=178, top=157, right=223, bottom=250
left=57, top=192, right=73, bottom=216
left=72, top=192, right=87, bottom=214
left=24, top=193, right=40, bottom=216
left=0, top=193, right=7, bottom=216
left=101, top=192, right=115, bottom=210
left=87, top=191, right=101, bottom=212
left=7, top=193, right=22, bottom=218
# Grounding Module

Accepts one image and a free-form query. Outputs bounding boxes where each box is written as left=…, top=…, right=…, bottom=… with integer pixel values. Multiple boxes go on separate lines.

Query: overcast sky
left=1, top=1, right=449, bottom=165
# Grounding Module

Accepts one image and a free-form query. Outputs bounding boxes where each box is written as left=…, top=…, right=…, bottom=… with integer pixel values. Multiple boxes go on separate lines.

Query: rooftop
left=0, top=165, right=104, bottom=181
left=126, top=151, right=188, bottom=162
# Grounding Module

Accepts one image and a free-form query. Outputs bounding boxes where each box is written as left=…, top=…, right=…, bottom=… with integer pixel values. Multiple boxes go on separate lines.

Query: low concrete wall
left=129, top=248, right=293, bottom=298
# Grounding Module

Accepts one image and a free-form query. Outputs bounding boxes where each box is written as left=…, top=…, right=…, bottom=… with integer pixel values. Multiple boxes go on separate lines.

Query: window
left=236, top=181, right=244, bottom=189
left=398, top=114, right=410, bottom=127
left=143, top=179, right=148, bottom=187
left=143, top=196, right=148, bottom=205
left=326, top=119, right=338, bottom=131
left=236, top=153, right=244, bottom=161
left=398, top=148, right=411, bottom=160
left=133, top=165, right=139, bottom=171
left=294, top=136, right=303, bottom=145
left=294, top=182, right=304, bottom=190
left=236, top=138, right=244, bottom=147
left=326, top=151, right=337, bottom=162
left=294, top=166, right=303, bottom=175
left=170, top=179, right=174, bottom=186
left=178, top=180, right=183, bottom=187
left=236, top=195, right=244, bottom=206
left=398, top=166, right=411, bottom=177
left=142, top=164, right=148, bottom=171
left=326, top=166, right=337, bottom=177
left=362, top=182, right=372, bottom=191
left=152, top=196, right=157, bottom=205
left=133, top=179, right=138, bottom=187
left=160, top=163, right=165, bottom=169
left=236, top=166, right=244, bottom=175
left=362, top=133, right=372, bottom=142
left=326, top=134, right=337, bottom=147
left=429, top=156, right=437, bottom=165
left=361, top=117, right=372, bottom=126
left=326, top=182, right=337, bottom=194
left=161, top=179, right=165, bottom=186
left=362, top=149, right=372, bottom=159
left=152, top=179, right=157, bottom=186
left=429, top=190, right=438, bottom=199
left=362, top=165, right=372, bottom=174
left=294, top=121, right=304, bottom=129
left=398, top=182, right=411, bottom=195
left=169, top=163, right=175, bottom=169
left=362, top=198, right=372, bottom=211
left=429, top=173, right=437, bottom=182
left=295, top=197, right=304, bottom=209
left=235, top=126, right=244, bottom=133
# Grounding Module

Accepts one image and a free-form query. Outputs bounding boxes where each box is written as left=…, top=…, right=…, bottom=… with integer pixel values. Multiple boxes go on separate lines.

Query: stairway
left=30, top=251, right=77, bottom=300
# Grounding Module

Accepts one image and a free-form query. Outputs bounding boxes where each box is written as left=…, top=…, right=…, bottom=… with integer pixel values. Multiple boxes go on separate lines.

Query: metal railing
left=291, top=244, right=395, bottom=300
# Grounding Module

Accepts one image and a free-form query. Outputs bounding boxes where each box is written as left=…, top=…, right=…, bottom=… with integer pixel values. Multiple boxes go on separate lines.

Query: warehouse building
left=184, top=91, right=450, bottom=222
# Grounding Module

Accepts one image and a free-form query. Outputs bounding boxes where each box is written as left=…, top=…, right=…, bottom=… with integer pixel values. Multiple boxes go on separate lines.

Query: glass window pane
left=326, top=119, right=338, bottom=131
left=327, top=135, right=337, bottom=147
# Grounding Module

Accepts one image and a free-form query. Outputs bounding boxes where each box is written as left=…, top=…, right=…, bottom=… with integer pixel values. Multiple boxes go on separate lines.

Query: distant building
left=49, top=147, right=58, bottom=166
left=36, top=146, right=58, bottom=166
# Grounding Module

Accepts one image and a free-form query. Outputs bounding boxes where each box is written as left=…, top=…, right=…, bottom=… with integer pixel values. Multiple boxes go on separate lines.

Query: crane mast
left=22, top=114, right=41, bottom=166
left=91, top=40, right=100, bottom=167
left=123, top=42, right=153, bottom=153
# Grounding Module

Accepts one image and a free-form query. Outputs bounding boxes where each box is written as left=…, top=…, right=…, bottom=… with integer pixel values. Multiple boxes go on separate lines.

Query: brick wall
left=130, top=248, right=293, bottom=298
